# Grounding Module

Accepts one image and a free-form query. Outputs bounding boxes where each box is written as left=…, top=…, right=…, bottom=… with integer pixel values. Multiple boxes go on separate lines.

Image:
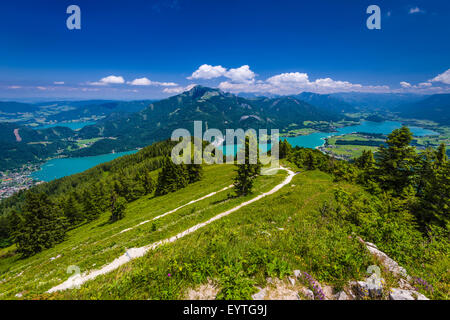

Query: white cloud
left=188, top=64, right=256, bottom=83
left=409, top=7, right=425, bottom=14
left=36, top=86, right=47, bottom=90
left=224, top=65, right=255, bottom=83
left=7, top=85, right=21, bottom=89
left=163, top=84, right=197, bottom=94
left=218, top=71, right=389, bottom=95
left=400, top=81, right=412, bottom=88
left=266, top=72, right=310, bottom=86
left=90, top=75, right=125, bottom=86
left=54, top=81, right=65, bottom=85
left=187, top=64, right=449, bottom=95
left=430, top=69, right=450, bottom=84
left=128, top=77, right=178, bottom=86
left=188, top=64, right=227, bottom=80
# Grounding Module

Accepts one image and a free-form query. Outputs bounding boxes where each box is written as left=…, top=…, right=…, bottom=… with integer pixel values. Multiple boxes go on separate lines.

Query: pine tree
left=304, top=150, right=317, bottom=170
left=155, top=156, right=189, bottom=196
left=187, top=159, right=203, bottom=184
left=13, top=192, right=67, bottom=256
left=64, top=193, right=84, bottom=225
left=376, top=126, right=417, bottom=195
left=436, top=143, right=448, bottom=167
left=355, top=150, right=375, bottom=170
left=234, top=135, right=262, bottom=196
left=416, top=144, right=449, bottom=229
left=279, top=139, right=292, bottom=159
left=110, top=196, right=127, bottom=222
left=83, top=189, right=102, bottom=221
left=139, top=171, right=155, bottom=195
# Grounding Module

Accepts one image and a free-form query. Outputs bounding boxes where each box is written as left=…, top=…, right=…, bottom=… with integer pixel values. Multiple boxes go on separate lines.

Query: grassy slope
left=3, top=163, right=439, bottom=300
left=0, top=164, right=286, bottom=299
left=47, top=169, right=375, bottom=300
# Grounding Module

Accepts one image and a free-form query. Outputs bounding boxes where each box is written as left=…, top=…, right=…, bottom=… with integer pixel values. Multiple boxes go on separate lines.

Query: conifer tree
left=279, top=139, right=291, bottom=159
left=110, top=196, right=127, bottom=222
left=187, top=152, right=203, bottom=184
left=64, top=193, right=84, bottom=225
left=376, top=126, right=417, bottom=195
left=83, top=189, right=102, bottom=221
left=13, top=192, right=67, bottom=256
left=155, top=156, right=189, bottom=196
left=234, top=135, right=262, bottom=196
left=139, top=171, right=155, bottom=195
left=355, top=150, right=375, bottom=170
left=436, top=143, right=448, bottom=167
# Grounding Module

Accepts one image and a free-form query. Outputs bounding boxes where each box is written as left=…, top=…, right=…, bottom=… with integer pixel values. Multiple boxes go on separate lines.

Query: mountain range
left=1, top=86, right=450, bottom=170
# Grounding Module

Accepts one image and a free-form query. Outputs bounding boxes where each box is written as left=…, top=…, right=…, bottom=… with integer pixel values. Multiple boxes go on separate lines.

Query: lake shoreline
left=28, top=120, right=439, bottom=183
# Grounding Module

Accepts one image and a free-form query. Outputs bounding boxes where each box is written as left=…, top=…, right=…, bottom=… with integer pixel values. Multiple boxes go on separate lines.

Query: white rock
left=354, top=274, right=384, bottom=298
left=288, top=277, right=296, bottom=286
left=252, top=288, right=267, bottom=300
left=335, top=291, right=349, bottom=300
left=293, top=270, right=301, bottom=279
left=365, top=244, right=408, bottom=278
left=365, top=242, right=378, bottom=249
left=389, top=288, right=429, bottom=300
left=300, top=288, right=314, bottom=300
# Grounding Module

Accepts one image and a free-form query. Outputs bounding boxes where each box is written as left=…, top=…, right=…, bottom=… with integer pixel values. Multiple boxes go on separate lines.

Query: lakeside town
left=0, top=165, right=43, bottom=200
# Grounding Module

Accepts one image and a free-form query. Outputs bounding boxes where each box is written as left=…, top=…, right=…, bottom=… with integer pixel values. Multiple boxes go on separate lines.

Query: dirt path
left=48, top=167, right=296, bottom=293
left=119, top=185, right=233, bottom=234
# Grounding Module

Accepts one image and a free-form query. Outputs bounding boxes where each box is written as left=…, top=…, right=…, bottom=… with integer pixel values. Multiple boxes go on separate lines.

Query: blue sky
left=0, top=0, right=449, bottom=100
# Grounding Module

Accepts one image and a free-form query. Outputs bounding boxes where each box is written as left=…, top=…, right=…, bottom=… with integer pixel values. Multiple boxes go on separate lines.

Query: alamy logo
left=171, top=121, right=280, bottom=175
left=66, top=5, right=81, bottom=30
left=366, top=5, right=381, bottom=30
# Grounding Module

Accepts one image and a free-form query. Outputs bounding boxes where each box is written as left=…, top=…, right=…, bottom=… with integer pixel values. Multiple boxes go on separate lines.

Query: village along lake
left=31, top=121, right=438, bottom=182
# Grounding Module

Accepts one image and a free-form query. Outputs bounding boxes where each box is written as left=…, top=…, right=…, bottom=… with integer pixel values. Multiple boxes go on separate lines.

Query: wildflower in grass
left=300, top=272, right=325, bottom=300
left=412, top=277, right=433, bottom=293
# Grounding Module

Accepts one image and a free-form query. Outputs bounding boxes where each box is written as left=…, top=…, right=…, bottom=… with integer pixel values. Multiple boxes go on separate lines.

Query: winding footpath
left=48, top=167, right=296, bottom=293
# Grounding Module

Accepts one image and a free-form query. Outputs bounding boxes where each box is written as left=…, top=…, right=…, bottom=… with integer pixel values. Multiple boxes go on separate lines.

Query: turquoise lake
left=32, top=121, right=438, bottom=182
left=34, top=121, right=96, bottom=131
left=31, top=150, right=137, bottom=182
left=221, top=121, right=438, bottom=156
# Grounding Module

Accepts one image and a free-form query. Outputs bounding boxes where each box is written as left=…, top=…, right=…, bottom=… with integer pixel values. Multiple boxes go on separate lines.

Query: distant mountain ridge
left=329, top=92, right=425, bottom=110
left=75, top=86, right=346, bottom=155
left=293, top=92, right=356, bottom=113
left=394, top=94, right=450, bottom=125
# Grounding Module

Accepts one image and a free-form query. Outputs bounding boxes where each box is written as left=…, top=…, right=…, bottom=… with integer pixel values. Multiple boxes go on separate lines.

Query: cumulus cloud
left=128, top=77, right=177, bottom=86
left=187, top=64, right=256, bottom=83
left=188, top=64, right=227, bottom=80
left=163, top=84, right=197, bottom=94
left=89, top=75, right=125, bottom=86
left=224, top=65, right=255, bottom=83
left=180, top=64, right=450, bottom=96
left=409, top=7, right=425, bottom=14
left=218, top=71, right=389, bottom=95
left=430, top=69, right=450, bottom=84
left=400, top=81, right=412, bottom=88
left=54, top=81, right=65, bottom=85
